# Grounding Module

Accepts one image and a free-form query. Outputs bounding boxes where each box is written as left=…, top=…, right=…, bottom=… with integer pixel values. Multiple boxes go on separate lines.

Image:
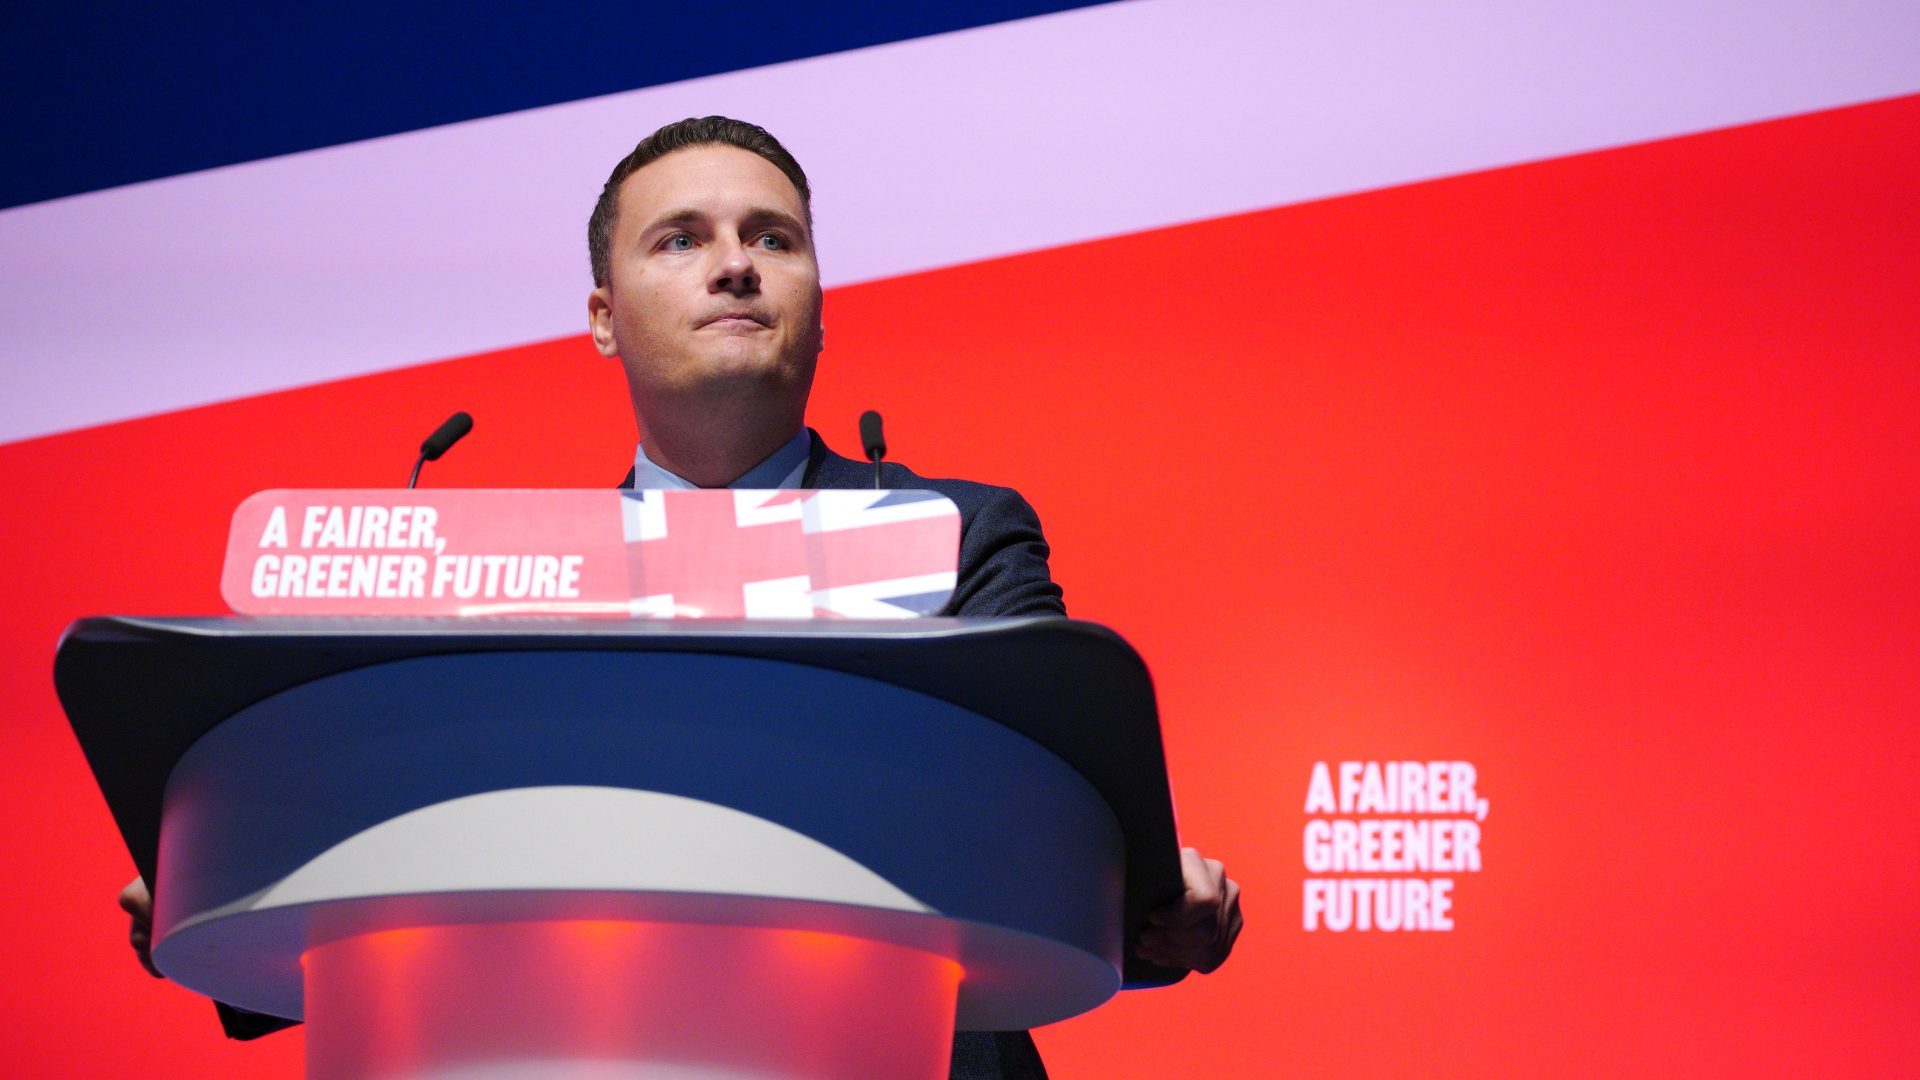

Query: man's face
left=588, top=144, right=822, bottom=408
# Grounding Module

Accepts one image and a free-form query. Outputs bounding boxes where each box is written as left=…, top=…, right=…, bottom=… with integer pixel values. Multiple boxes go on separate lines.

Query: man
left=121, top=116, right=1242, bottom=1079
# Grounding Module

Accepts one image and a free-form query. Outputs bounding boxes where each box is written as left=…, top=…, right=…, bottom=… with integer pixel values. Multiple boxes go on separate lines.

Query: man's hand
left=1134, top=847, right=1243, bottom=974
left=118, top=876, right=164, bottom=979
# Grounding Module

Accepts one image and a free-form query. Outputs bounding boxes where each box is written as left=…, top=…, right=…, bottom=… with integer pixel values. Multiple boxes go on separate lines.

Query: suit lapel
left=803, top=429, right=870, bottom=489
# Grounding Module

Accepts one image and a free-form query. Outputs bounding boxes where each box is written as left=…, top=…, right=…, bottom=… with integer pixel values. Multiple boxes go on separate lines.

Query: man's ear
left=587, top=286, right=620, bottom=358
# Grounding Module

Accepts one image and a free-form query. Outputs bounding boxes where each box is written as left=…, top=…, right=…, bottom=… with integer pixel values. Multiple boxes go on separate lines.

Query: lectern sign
left=222, top=489, right=961, bottom=618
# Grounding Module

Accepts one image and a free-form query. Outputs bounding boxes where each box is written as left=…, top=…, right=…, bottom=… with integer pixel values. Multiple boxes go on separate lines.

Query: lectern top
left=56, top=615, right=1188, bottom=987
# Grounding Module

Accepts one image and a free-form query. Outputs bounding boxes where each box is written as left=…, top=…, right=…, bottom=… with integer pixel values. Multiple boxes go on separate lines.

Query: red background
left=3, top=96, right=1917, bottom=1075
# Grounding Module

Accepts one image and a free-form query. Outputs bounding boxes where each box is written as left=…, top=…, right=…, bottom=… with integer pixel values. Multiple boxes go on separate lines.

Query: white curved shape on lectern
left=255, top=786, right=932, bottom=913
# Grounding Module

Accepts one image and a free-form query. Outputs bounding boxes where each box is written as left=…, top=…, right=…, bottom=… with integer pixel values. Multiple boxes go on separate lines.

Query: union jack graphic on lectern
left=619, top=489, right=961, bottom=618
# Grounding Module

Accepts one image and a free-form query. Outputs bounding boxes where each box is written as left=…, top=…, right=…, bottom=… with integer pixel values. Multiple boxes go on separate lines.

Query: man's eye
left=755, top=233, right=786, bottom=250
left=662, top=234, right=694, bottom=251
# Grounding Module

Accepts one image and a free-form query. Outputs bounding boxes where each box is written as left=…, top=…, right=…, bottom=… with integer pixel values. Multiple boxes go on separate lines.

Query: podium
left=58, top=615, right=1184, bottom=1079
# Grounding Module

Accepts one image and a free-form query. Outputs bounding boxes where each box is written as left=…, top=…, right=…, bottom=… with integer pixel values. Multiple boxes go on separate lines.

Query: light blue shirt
left=631, top=427, right=810, bottom=490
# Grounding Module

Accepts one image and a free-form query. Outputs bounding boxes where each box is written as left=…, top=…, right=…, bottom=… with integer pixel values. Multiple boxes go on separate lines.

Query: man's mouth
left=701, top=310, right=769, bottom=328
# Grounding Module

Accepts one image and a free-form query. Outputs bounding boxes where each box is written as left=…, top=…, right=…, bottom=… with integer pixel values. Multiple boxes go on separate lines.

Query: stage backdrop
left=3, top=2, right=1917, bottom=1076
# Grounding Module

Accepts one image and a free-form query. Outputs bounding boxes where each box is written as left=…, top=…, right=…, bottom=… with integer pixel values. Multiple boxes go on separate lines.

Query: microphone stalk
left=409, top=411, right=473, bottom=488
left=858, top=410, right=887, bottom=490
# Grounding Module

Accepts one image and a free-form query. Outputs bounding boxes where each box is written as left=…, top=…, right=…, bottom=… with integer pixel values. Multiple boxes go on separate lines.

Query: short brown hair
left=587, top=116, right=813, bottom=287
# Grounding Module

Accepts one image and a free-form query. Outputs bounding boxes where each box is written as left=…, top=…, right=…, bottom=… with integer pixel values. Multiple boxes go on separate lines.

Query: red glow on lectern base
left=303, top=920, right=962, bottom=1079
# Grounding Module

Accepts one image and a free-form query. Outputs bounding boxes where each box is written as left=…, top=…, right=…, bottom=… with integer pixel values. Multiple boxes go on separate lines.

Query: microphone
left=408, top=411, right=473, bottom=488
left=858, top=410, right=886, bottom=490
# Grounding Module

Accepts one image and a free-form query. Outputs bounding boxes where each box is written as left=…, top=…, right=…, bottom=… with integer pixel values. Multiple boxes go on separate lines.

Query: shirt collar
left=631, top=427, right=811, bottom=490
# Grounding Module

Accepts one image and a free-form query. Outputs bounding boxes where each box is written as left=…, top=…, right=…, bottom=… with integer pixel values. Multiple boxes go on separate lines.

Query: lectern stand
left=58, top=616, right=1183, bottom=1079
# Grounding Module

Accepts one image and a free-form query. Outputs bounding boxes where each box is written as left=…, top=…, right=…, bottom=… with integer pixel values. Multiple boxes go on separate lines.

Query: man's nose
left=710, top=241, right=759, bottom=297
